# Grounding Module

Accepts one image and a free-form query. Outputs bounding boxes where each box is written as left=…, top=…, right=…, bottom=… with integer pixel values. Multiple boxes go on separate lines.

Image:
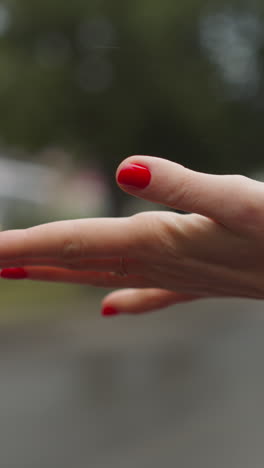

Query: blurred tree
left=0, top=0, right=264, bottom=214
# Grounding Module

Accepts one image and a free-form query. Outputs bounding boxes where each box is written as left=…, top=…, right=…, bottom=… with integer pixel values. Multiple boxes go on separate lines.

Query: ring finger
left=0, top=256, right=141, bottom=274
left=0, top=266, right=153, bottom=288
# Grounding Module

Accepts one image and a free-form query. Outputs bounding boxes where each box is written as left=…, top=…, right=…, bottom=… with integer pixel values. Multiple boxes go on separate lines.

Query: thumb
left=116, top=155, right=263, bottom=234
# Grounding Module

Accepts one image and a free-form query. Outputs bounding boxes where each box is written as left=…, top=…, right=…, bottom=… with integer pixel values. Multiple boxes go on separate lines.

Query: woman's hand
left=0, top=155, right=264, bottom=316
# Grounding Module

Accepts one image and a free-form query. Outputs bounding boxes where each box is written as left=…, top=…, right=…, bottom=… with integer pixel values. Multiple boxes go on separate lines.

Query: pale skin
left=1, top=155, right=264, bottom=315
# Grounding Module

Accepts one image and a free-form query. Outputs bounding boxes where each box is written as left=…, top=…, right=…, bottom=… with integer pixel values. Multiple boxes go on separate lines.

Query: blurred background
left=0, top=0, right=264, bottom=466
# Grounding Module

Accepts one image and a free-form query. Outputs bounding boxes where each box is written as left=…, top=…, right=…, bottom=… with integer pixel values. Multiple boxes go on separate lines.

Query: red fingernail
left=1, top=268, right=28, bottom=280
left=117, top=164, right=151, bottom=189
left=101, top=306, right=119, bottom=317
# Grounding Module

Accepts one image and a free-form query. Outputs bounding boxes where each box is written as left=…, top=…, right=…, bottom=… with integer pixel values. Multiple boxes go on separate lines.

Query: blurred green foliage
left=0, top=279, right=102, bottom=322
left=0, top=0, right=263, bottom=201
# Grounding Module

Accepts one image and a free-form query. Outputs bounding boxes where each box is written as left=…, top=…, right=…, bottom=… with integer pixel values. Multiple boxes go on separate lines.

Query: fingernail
left=117, top=164, right=151, bottom=189
left=101, top=306, right=120, bottom=317
left=1, top=268, right=28, bottom=280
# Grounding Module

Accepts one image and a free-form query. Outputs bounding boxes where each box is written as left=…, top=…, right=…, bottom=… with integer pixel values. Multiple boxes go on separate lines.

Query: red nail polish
left=117, top=164, right=151, bottom=189
left=101, top=306, right=119, bottom=317
left=1, top=268, right=28, bottom=280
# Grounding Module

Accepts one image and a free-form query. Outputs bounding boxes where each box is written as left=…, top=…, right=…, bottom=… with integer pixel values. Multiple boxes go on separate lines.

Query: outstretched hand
left=0, top=155, right=264, bottom=316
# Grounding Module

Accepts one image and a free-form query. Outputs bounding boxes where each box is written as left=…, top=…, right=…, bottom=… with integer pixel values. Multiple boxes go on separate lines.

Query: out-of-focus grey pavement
left=1, top=297, right=264, bottom=468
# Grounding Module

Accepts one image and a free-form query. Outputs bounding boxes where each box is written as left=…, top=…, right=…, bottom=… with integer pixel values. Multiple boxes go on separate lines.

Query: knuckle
left=235, top=201, right=261, bottom=232
left=61, top=236, right=85, bottom=265
left=155, top=213, right=185, bottom=255
left=164, top=176, right=201, bottom=214
left=130, top=212, right=158, bottom=252
left=228, top=175, right=263, bottom=231
left=13, top=228, right=32, bottom=258
left=132, top=211, right=183, bottom=256
left=166, top=182, right=189, bottom=208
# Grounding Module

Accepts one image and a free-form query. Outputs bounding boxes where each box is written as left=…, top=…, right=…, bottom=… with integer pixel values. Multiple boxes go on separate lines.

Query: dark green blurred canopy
left=0, top=0, right=263, bottom=177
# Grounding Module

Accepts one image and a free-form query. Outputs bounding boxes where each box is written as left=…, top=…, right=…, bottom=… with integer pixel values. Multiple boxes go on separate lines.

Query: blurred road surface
left=0, top=297, right=264, bottom=467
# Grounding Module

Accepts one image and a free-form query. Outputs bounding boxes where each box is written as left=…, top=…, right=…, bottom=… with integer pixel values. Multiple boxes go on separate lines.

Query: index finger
left=0, top=217, right=137, bottom=261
